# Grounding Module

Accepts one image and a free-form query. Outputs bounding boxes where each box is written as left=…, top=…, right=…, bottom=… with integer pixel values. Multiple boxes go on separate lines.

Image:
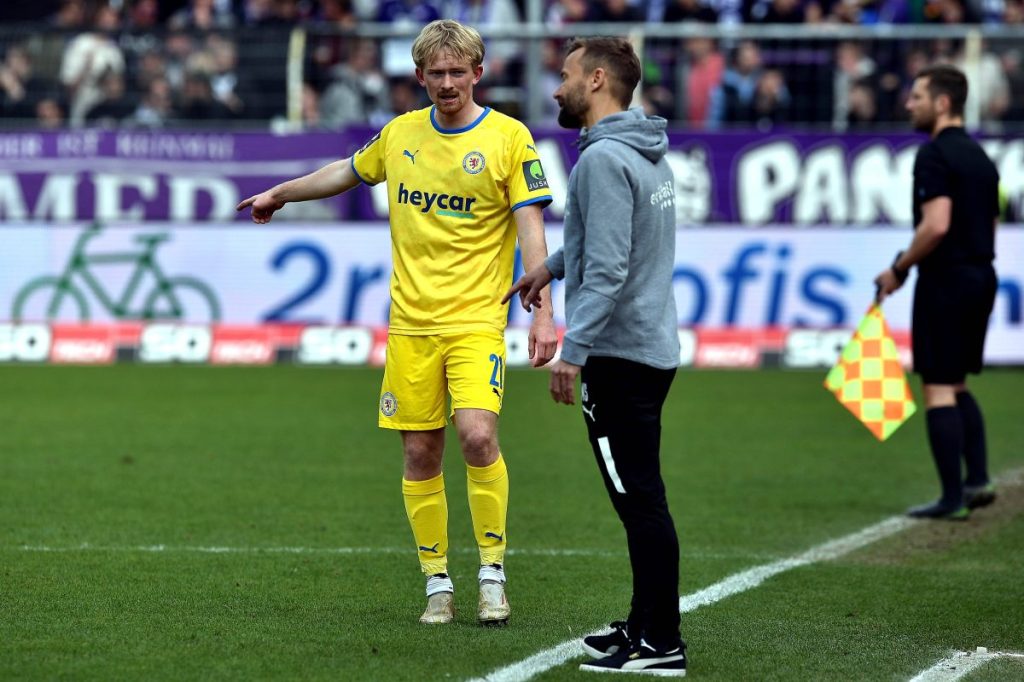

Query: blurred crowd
left=0, top=0, right=1022, bottom=130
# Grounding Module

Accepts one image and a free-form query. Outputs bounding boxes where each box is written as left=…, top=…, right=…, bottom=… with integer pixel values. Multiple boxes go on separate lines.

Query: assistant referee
left=875, top=64, right=1000, bottom=520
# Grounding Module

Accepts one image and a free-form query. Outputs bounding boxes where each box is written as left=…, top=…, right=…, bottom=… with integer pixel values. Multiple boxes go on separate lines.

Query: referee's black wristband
left=891, top=263, right=909, bottom=284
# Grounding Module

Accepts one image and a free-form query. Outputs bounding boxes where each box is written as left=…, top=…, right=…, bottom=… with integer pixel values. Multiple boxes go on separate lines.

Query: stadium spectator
left=205, top=33, right=245, bottom=115
left=317, top=0, right=359, bottom=26
left=237, top=19, right=556, bottom=628
left=505, top=36, right=686, bottom=677
left=133, top=48, right=168, bottom=93
left=440, top=0, right=523, bottom=85
left=59, top=2, right=126, bottom=126
left=663, top=0, right=720, bottom=22
left=319, top=38, right=390, bottom=127
left=707, top=40, right=790, bottom=128
left=745, top=0, right=807, bottom=22
left=682, top=37, right=724, bottom=126
left=35, top=95, right=67, bottom=128
left=177, top=70, right=234, bottom=120
left=0, top=44, right=44, bottom=119
left=125, top=0, right=160, bottom=30
left=170, top=0, right=238, bottom=30
left=306, top=0, right=360, bottom=87
left=833, top=40, right=876, bottom=129
left=163, top=31, right=195, bottom=92
left=1001, top=48, right=1024, bottom=123
left=933, top=39, right=1012, bottom=124
left=589, top=0, right=647, bottom=21
left=382, top=76, right=426, bottom=119
left=84, top=69, right=135, bottom=126
left=846, top=76, right=880, bottom=128
left=131, top=75, right=174, bottom=128
left=377, top=0, right=442, bottom=77
left=874, top=64, right=1000, bottom=521
left=545, top=0, right=594, bottom=24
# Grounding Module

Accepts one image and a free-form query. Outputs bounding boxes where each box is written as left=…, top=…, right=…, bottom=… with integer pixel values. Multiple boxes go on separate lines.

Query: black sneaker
left=906, top=500, right=969, bottom=521
left=579, top=638, right=687, bottom=677
left=582, top=621, right=630, bottom=659
left=964, top=483, right=996, bottom=510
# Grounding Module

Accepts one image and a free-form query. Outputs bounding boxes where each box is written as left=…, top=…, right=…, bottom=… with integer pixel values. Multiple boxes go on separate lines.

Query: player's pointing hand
left=502, top=264, right=553, bottom=312
left=236, top=191, right=285, bottom=224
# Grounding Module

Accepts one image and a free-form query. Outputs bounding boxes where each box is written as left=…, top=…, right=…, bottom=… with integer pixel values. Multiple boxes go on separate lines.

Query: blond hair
left=411, top=19, right=485, bottom=70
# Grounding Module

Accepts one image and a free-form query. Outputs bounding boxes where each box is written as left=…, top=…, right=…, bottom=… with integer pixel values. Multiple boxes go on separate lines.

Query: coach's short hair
left=412, top=20, right=485, bottom=70
left=566, top=37, right=641, bottom=108
left=917, top=64, right=968, bottom=117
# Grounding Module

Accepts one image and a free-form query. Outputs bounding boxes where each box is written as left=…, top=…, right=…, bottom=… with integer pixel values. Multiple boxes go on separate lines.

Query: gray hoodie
left=545, top=107, right=680, bottom=369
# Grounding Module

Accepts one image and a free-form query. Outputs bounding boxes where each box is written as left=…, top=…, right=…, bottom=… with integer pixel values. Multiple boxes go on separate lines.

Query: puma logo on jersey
left=403, top=149, right=419, bottom=164
left=582, top=403, right=596, bottom=422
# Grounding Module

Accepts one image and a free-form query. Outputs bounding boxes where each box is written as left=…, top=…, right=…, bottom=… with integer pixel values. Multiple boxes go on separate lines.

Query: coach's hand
left=502, top=264, right=553, bottom=312
left=236, top=190, right=285, bottom=224
left=550, top=359, right=581, bottom=405
left=529, top=316, right=557, bottom=367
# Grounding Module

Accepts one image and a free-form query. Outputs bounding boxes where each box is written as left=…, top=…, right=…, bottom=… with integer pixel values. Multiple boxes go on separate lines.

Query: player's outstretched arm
left=236, top=158, right=362, bottom=223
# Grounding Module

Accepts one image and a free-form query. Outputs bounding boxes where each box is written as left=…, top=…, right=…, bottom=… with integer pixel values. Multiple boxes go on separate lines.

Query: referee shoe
left=906, top=501, right=969, bottom=521
left=579, top=638, right=687, bottom=677
left=964, top=483, right=997, bottom=510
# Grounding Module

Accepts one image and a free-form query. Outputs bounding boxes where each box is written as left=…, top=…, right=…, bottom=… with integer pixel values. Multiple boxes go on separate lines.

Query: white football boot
left=477, top=564, right=510, bottom=626
left=419, top=574, right=455, bottom=624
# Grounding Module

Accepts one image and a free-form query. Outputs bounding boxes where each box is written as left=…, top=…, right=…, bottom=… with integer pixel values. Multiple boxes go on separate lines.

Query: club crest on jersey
left=380, top=392, right=398, bottom=417
left=463, top=151, right=486, bottom=174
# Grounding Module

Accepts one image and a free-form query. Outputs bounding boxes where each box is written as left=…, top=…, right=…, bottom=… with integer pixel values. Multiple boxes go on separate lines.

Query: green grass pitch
left=1, top=366, right=1022, bottom=680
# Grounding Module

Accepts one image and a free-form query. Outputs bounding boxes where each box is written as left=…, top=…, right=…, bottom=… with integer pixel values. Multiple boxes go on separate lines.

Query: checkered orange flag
left=824, top=304, right=917, bottom=441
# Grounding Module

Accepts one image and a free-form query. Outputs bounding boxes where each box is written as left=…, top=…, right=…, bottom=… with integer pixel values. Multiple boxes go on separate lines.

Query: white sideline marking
left=7, top=544, right=773, bottom=561
left=909, top=650, right=1024, bottom=681
left=471, top=467, right=1024, bottom=682
left=10, top=544, right=606, bottom=557
left=469, top=516, right=916, bottom=682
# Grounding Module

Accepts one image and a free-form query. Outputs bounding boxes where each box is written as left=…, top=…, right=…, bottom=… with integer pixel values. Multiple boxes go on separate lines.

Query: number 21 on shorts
left=488, top=353, right=504, bottom=391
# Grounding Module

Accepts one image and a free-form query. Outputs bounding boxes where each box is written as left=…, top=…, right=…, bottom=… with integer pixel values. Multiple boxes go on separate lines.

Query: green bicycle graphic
left=13, top=222, right=221, bottom=323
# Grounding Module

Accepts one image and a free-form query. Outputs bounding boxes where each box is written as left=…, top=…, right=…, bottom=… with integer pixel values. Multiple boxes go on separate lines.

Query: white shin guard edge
left=426, top=574, right=454, bottom=597
left=478, top=564, right=506, bottom=584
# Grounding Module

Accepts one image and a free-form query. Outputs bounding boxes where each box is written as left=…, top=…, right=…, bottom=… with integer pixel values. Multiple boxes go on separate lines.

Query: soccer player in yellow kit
left=237, top=20, right=556, bottom=626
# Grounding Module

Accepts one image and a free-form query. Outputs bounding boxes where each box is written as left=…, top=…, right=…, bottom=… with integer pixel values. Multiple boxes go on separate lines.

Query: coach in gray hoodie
left=504, top=37, right=686, bottom=677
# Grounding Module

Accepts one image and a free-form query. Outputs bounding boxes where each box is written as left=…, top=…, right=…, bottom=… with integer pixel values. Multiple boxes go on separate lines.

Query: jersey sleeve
left=507, top=124, right=553, bottom=212
left=351, top=123, right=391, bottom=186
left=913, top=142, right=951, bottom=203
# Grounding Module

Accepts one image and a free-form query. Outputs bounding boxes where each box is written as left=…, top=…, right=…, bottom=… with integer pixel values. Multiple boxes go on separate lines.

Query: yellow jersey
left=351, top=106, right=552, bottom=335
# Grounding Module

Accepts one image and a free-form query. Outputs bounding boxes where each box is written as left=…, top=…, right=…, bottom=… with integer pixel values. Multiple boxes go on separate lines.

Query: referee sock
left=467, top=454, right=508, bottom=567
left=956, top=391, right=990, bottom=487
left=403, top=474, right=449, bottom=576
left=925, top=407, right=965, bottom=508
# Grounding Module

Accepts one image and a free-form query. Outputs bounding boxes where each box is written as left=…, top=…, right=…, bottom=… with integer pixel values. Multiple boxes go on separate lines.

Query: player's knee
left=402, top=436, right=444, bottom=475
left=459, top=429, right=498, bottom=464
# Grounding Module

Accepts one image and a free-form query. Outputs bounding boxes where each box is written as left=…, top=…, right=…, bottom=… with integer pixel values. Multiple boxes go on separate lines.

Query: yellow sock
left=402, top=474, right=449, bottom=575
left=467, top=454, right=508, bottom=566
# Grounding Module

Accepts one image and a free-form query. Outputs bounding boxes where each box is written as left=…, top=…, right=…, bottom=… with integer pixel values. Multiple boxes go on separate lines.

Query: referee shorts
left=912, top=264, right=997, bottom=385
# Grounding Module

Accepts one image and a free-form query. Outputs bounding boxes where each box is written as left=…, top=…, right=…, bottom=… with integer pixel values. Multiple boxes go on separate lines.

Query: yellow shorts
left=378, top=329, right=506, bottom=430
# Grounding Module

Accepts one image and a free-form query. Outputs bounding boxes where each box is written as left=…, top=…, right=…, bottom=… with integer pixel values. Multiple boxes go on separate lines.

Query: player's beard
left=556, top=83, right=587, bottom=129
left=435, top=89, right=463, bottom=114
left=911, top=105, right=936, bottom=134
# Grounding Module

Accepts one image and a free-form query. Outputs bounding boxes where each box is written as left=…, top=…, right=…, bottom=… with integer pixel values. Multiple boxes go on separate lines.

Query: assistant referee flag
left=824, top=304, right=917, bottom=441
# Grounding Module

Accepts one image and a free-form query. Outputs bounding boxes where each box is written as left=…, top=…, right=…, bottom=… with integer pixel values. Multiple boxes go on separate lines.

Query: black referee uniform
left=911, top=126, right=999, bottom=511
